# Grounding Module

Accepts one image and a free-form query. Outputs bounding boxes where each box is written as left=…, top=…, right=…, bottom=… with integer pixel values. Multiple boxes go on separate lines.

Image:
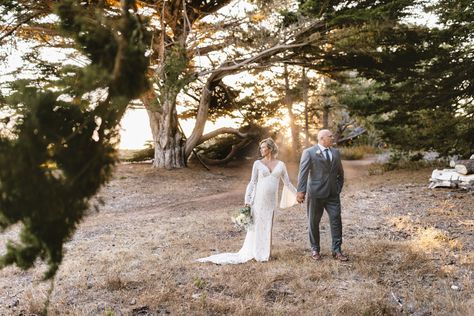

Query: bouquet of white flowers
left=231, top=205, right=253, bottom=230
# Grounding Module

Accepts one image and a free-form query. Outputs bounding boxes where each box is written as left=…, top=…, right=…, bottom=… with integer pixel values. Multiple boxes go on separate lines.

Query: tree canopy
left=0, top=0, right=149, bottom=277
left=319, top=0, right=474, bottom=155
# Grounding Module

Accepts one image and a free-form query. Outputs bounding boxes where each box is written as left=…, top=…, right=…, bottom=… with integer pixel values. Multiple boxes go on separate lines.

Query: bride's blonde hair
left=259, top=138, right=278, bottom=157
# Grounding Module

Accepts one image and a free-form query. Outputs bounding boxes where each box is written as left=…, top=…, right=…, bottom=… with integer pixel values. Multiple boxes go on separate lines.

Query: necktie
left=324, top=148, right=330, bottom=162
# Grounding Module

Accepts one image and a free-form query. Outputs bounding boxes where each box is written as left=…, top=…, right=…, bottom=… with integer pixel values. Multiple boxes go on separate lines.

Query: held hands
left=296, top=192, right=305, bottom=204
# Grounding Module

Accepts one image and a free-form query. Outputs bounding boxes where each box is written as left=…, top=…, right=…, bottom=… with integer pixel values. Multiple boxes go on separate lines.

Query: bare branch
left=197, top=138, right=253, bottom=165
left=198, top=127, right=250, bottom=146
left=0, top=12, right=42, bottom=42
left=198, top=0, right=234, bottom=15
left=182, top=0, right=192, bottom=38
left=191, top=43, right=226, bottom=55
left=336, top=128, right=366, bottom=145
left=183, top=90, right=200, bottom=102
left=193, top=16, right=247, bottom=33
left=197, top=42, right=308, bottom=80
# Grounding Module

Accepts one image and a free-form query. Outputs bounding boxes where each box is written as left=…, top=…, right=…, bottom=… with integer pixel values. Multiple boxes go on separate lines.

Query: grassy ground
left=0, top=159, right=473, bottom=315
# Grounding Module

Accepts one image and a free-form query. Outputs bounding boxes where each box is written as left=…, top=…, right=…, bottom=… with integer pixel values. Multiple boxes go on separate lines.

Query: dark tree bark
left=302, top=67, right=310, bottom=147
left=284, top=64, right=300, bottom=160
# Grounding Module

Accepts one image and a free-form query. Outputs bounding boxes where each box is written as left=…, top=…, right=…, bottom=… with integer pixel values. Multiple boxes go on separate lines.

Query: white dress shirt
left=317, top=144, right=332, bottom=161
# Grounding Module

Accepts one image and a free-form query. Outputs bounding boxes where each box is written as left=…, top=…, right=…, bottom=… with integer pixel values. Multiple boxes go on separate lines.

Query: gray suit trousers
left=307, top=193, right=342, bottom=253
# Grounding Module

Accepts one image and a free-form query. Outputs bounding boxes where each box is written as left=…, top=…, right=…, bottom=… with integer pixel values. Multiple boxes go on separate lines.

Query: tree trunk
left=146, top=37, right=188, bottom=169
left=137, top=2, right=313, bottom=170
left=455, top=160, right=474, bottom=175
left=321, top=76, right=331, bottom=129
left=429, top=169, right=460, bottom=188
left=284, top=65, right=300, bottom=160
left=145, top=95, right=185, bottom=169
left=322, top=103, right=330, bottom=129
left=185, top=73, right=215, bottom=158
left=302, top=67, right=310, bottom=147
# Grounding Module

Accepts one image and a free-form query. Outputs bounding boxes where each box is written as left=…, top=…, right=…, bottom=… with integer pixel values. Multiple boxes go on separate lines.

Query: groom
left=296, top=129, right=348, bottom=261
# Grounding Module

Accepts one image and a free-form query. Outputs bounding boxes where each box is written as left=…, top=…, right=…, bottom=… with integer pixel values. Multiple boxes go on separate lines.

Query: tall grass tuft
left=340, top=145, right=378, bottom=160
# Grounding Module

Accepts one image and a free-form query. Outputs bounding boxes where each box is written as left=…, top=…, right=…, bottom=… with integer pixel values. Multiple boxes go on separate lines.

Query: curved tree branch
left=185, top=41, right=311, bottom=158
left=198, top=127, right=250, bottom=146
left=0, top=12, right=42, bottom=42
left=182, top=17, right=328, bottom=161
left=196, top=42, right=308, bottom=79
left=197, top=138, right=253, bottom=165
left=199, top=0, right=234, bottom=15
left=191, top=43, right=227, bottom=56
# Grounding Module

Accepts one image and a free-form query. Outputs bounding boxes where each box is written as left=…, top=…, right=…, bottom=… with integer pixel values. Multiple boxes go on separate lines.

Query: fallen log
left=429, top=169, right=474, bottom=190
left=459, top=174, right=474, bottom=190
left=454, top=160, right=474, bottom=175
left=429, top=169, right=459, bottom=188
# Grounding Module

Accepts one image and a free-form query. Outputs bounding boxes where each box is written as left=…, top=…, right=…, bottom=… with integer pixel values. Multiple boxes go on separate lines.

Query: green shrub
left=127, top=147, right=154, bottom=162
left=368, top=150, right=447, bottom=175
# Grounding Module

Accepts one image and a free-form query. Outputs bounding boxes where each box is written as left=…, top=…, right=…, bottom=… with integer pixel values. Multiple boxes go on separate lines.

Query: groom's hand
left=296, top=192, right=305, bottom=204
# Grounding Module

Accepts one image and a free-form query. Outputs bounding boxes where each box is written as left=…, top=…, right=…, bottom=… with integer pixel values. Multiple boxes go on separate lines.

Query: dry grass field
left=1, top=158, right=473, bottom=315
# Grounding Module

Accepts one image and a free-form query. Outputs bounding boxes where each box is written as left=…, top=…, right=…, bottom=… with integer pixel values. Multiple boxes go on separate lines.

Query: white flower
left=231, top=207, right=253, bottom=230
left=316, top=150, right=321, bottom=155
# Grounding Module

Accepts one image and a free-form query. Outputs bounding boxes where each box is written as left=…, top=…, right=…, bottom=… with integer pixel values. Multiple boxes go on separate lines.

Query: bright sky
left=119, top=108, right=240, bottom=149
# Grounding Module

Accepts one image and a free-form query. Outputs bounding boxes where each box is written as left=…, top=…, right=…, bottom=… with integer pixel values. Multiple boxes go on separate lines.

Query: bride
left=197, top=138, right=297, bottom=264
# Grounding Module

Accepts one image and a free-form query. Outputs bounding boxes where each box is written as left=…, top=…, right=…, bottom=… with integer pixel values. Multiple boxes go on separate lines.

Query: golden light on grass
left=410, top=227, right=452, bottom=252
left=439, top=264, right=456, bottom=277
left=389, top=215, right=413, bottom=231
left=427, top=199, right=456, bottom=216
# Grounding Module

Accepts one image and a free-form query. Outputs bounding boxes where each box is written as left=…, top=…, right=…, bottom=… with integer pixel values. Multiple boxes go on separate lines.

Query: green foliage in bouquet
left=0, top=0, right=149, bottom=278
left=231, top=205, right=253, bottom=230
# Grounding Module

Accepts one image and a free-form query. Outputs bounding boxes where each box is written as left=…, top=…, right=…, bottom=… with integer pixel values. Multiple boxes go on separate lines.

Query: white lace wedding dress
left=197, top=160, right=297, bottom=264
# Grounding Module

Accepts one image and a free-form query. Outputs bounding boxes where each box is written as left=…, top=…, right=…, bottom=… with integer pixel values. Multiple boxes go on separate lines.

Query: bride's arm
left=281, top=163, right=297, bottom=193
left=244, top=161, right=258, bottom=205
left=280, top=163, right=297, bottom=208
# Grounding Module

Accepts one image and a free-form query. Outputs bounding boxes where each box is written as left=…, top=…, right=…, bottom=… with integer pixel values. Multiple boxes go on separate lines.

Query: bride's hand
left=296, top=192, right=305, bottom=203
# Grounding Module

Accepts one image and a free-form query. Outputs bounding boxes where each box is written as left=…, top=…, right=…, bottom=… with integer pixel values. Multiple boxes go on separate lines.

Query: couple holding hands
left=198, top=129, right=348, bottom=264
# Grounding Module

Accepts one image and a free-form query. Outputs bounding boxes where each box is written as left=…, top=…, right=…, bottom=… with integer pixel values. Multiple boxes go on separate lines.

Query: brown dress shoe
left=333, top=252, right=349, bottom=261
left=311, top=250, right=322, bottom=261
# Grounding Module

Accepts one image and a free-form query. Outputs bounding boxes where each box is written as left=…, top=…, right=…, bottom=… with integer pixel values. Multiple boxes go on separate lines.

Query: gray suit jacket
left=297, top=146, right=344, bottom=199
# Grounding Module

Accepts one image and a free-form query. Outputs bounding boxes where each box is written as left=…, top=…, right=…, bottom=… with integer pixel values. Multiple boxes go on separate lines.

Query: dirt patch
left=1, top=159, right=473, bottom=315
